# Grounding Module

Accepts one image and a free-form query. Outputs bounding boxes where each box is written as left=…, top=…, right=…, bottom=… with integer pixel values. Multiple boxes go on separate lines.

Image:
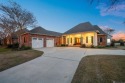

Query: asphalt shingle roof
left=30, top=26, right=62, bottom=36
left=93, top=25, right=106, bottom=34
left=64, top=22, right=97, bottom=34
left=64, top=22, right=106, bottom=35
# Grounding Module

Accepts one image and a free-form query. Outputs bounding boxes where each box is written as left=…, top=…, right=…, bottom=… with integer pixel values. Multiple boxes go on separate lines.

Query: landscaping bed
left=72, top=55, right=125, bottom=83
left=0, top=47, right=43, bottom=72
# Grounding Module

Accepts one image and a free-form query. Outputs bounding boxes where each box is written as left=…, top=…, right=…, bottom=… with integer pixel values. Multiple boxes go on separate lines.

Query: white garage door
left=32, top=38, right=43, bottom=48
left=46, top=39, right=54, bottom=47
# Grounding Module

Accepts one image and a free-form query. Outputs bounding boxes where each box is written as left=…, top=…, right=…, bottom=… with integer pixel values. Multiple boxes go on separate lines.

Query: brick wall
left=20, top=33, right=61, bottom=47
left=97, top=35, right=107, bottom=46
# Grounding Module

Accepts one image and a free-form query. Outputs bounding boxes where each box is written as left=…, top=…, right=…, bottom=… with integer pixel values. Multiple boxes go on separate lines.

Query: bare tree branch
left=0, top=1, right=36, bottom=38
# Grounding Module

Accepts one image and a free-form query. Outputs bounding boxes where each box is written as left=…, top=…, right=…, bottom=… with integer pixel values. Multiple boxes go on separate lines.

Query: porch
left=62, top=32, right=98, bottom=46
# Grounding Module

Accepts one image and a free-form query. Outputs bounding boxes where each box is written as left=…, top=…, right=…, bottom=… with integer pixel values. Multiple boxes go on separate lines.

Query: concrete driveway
left=0, top=47, right=125, bottom=83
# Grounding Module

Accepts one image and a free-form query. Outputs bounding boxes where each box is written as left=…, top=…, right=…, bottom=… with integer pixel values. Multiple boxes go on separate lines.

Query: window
left=24, top=37, right=26, bottom=43
left=100, top=37, right=103, bottom=42
left=33, top=38, right=37, bottom=40
left=91, top=36, right=93, bottom=43
left=107, top=39, right=111, bottom=43
left=39, top=38, right=42, bottom=40
left=71, top=38, right=72, bottom=43
left=86, top=36, right=88, bottom=43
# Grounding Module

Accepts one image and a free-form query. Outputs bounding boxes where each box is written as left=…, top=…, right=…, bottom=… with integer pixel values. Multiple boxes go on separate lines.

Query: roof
left=93, top=25, right=106, bottom=34
left=64, top=22, right=107, bottom=35
left=30, top=26, right=62, bottom=36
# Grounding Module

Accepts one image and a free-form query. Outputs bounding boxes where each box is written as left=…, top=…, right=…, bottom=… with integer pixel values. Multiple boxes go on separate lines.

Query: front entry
left=75, top=38, right=81, bottom=45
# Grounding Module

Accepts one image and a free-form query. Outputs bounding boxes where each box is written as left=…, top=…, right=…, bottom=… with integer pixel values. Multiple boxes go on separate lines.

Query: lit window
left=107, top=39, right=111, bottom=43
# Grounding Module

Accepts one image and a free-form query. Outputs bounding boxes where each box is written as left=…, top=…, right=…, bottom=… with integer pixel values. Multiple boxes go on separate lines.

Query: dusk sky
left=0, top=0, right=125, bottom=35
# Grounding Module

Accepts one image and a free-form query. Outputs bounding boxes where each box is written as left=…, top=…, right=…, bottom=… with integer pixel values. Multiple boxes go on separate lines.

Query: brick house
left=62, top=22, right=111, bottom=47
left=4, top=22, right=111, bottom=48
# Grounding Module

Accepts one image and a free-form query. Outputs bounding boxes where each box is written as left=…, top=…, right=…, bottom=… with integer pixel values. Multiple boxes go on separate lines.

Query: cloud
left=112, top=31, right=125, bottom=40
left=97, top=3, right=125, bottom=17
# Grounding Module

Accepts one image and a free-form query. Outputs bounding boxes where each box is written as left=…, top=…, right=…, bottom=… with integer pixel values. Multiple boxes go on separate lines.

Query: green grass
left=72, top=55, right=125, bottom=83
left=0, top=47, right=43, bottom=72
left=0, top=47, right=10, bottom=52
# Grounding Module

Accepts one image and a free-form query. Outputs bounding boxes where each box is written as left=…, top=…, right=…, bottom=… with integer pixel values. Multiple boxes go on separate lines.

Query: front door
left=75, top=38, right=81, bottom=45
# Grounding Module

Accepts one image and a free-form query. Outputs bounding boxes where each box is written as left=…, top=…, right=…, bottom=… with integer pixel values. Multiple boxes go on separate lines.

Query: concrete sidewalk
left=0, top=47, right=125, bottom=83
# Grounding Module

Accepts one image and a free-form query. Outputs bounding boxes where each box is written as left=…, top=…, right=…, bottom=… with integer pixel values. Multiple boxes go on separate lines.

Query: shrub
left=12, top=43, right=19, bottom=49
left=120, top=42, right=124, bottom=46
left=106, top=45, right=110, bottom=47
left=96, top=45, right=105, bottom=48
left=80, top=44, right=86, bottom=48
left=7, top=43, right=19, bottom=49
left=7, top=44, right=13, bottom=48
left=91, top=44, right=95, bottom=48
left=20, top=45, right=31, bottom=50
left=110, top=42, right=115, bottom=47
left=61, top=44, right=65, bottom=46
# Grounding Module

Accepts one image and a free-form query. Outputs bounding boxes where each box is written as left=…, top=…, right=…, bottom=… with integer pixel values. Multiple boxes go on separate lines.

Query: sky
left=0, top=0, right=125, bottom=39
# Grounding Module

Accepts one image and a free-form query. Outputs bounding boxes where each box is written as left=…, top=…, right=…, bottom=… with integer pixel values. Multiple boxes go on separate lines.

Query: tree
left=0, top=1, right=36, bottom=37
left=103, top=28, right=115, bottom=35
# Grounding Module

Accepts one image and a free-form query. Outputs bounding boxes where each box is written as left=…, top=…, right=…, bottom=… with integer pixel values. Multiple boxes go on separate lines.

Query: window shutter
left=86, top=36, right=88, bottom=43
left=91, top=36, right=93, bottom=44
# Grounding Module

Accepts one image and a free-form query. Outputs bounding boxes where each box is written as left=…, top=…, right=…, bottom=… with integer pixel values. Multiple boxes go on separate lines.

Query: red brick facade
left=97, top=35, right=107, bottom=46
left=20, top=33, right=61, bottom=47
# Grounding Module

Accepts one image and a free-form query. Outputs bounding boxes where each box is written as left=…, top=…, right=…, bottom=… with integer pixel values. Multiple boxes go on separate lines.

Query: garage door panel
left=32, top=37, right=43, bottom=48
left=46, top=39, right=54, bottom=47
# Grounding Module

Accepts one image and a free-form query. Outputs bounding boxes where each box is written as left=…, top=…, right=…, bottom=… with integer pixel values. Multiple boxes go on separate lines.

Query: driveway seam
left=84, top=49, right=88, bottom=55
left=43, top=56, right=79, bottom=62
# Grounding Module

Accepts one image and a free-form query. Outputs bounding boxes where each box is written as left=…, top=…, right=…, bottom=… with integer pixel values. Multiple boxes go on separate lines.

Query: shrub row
left=60, top=44, right=68, bottom=47
left=7, top=43, right=31, bottom=50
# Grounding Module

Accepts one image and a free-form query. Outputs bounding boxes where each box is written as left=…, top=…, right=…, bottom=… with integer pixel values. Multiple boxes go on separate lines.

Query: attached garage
left=32, top=37, right=43, bottom=48
left=46, top=38, right=54, bottom=47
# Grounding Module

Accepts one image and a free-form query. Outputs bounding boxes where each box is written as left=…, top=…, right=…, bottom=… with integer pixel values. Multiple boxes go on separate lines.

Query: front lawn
left=0, top=47, right=43, bottom=72
left=0, top=47, right=11, bottom=52
left=72, top=55, right=125, bottom=83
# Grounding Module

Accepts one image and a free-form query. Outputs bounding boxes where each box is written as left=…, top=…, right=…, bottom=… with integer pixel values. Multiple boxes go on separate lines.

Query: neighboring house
left=61, top=22, right=111, bottom=47
left=20, top=27, right=62, bottom=48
